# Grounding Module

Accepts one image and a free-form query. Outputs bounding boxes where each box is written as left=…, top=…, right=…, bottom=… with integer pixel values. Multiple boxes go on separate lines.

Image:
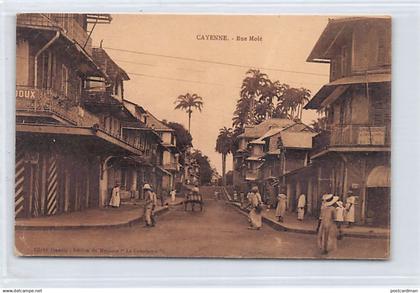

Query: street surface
left=15, top=189, right=389, bottom=259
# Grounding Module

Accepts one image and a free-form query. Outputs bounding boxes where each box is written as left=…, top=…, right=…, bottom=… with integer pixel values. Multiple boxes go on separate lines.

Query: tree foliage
left=164, top=121, right=193, bottom=153
left=215, top=127, right=234, bottom=185
left=231, top=69, right=312, bottom=154
left=190, top=150, right=213, bottom=185
left=174, top=93, right=204, bottom=133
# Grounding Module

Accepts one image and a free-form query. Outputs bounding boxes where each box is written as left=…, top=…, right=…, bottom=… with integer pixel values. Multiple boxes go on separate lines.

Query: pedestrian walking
left=275, top=192, right=287, bottom=222
left=233, top=191, right=238, bottom=201
left=345, top=191, right=356, bottom=227
left=108, top=182, right=121, bottom=208
left=239, top=191, right=245, bottom=207
left=335, top=200, right=345, bottom=240
left=159, top=189, right=167, bottom=206
left=143, top=183, right=157, bottom=227
left=170, top=189, right=176, bottom=202
left=297, top=193, right=306, bottom=221
left=247, top=186, right=263, bottom=230
left=317, top=195, right=339, bottom=255
left=316, top=193, right=330, bottom=232
left=214, top=190, right=219, bottom=200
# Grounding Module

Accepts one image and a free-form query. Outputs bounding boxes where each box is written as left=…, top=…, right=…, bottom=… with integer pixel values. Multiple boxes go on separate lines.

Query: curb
left=15, top=206, right=170, bottom=231
left=227, top=202, right=389, bottom=239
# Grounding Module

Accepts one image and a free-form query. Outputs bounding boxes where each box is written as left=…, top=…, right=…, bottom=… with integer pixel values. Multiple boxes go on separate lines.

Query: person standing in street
left=345, top=190, right=356, bottom=227
left=108, top=182, right=121, bottom=208
left=297, top=193, right=306, bottom=221
left=275, top=191, right=287, bottom=222
left=317, top=195, right=339, bottom=255
left=335, top=200, right=345, bottom=240
left=170, top=189, right=176, bottom=202
left=143, top=183, right=157, bottom=227
left=247, top=186, right=263, bottom=230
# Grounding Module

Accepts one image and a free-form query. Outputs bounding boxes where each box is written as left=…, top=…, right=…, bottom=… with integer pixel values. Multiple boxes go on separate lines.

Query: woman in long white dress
left=275, top=193, right=287, bottom=222
left=317, top=195, right=339, bottom=254
left=297, top=194, right=306, bottom=221
left=108, top=183, right=121, bottom=208
left=345, top=191, right=356, bottom=227
left=247, top=186, right=263, bottom=230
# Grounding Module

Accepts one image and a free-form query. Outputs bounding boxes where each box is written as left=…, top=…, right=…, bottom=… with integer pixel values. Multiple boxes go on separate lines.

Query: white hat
left=325, top=195, right=339, bottom=207
left=143, top=184, right=152, bottom=190
left=193, top=187, right=199, bottom=193
left=322, top=193, right=333, bottom=201
left=251, top=186, right=259, bottom=192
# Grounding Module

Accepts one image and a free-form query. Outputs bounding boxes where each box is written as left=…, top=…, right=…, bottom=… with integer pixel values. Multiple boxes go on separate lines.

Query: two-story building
left=233, top=118, right=296, bottom=190
left=304, top=17, right=391, bottom=225
left=15, top=14, right=148, bottom=218
left=143, top=111, right=181, bottom=193
left=233, top=118, right=316, bottom=206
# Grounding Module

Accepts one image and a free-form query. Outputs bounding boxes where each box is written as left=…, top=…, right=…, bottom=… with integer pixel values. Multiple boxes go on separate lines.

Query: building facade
left=15, top=13, right=175, bottom=218
left=303, top=17, right=391, bottom=225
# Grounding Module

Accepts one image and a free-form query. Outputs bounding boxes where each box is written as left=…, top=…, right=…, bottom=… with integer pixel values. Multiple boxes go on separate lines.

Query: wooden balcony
left=311, top=124, right=390, bottom=156
left=17, top=14, right=93, bottom=55
left=245, top=169, right=260, bottom=181
left=163, top=162, right=179, bottom=171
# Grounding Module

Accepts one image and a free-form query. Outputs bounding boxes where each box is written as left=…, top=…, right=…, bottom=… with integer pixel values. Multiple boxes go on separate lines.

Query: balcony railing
left=312, top=124, right=390, bottom=155
left=17, top=14, right=93, bottom=55
left=245, top=169, right=259, bottom=181
left=163, top=162, right=179, bottom=171
left=16, top=86, right=79, bottom=125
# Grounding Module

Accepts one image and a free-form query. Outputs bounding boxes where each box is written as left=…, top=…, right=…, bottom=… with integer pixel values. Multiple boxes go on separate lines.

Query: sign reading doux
left=15, top=87, right=39, bottom=99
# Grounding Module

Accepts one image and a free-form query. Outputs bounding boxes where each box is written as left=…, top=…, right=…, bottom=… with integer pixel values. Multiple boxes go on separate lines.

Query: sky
left=90, top=15, right=331, bottom=174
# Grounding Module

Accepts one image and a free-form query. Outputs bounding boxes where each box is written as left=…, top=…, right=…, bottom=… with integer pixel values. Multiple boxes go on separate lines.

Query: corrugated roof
left=238, top=118, right=294, bottom=138
left=279, top=132, right=317, bottom=149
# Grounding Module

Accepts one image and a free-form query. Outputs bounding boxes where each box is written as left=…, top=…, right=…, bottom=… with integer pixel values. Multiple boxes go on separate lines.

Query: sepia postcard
left=15, top=14, right=391, bottom=259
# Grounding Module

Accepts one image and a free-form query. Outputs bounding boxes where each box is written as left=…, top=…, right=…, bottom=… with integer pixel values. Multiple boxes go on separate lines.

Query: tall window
left=61, top=64, right=69, bottom=95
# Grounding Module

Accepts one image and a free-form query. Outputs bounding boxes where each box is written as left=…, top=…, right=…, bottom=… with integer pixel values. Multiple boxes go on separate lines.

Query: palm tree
left=215, top=127, right=233, bottom=186
left=174, top=93, right=204, bottom=133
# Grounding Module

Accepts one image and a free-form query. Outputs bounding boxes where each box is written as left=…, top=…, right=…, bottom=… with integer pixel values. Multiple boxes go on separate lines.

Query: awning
left=320, top=85, right=349, bottom=108
left=305, top=73, right=391, bottom=109
left=366, top=165, right=390, bottom=188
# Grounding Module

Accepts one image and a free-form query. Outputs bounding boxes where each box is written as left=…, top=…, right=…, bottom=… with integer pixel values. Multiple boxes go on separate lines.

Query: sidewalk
left=15, top=198, right=184, bottom=230
left=228, top=201, right=390, bottom=239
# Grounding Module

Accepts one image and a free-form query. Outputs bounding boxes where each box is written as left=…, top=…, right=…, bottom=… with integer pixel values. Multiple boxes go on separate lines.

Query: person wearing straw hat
left=316, top=193, right=329, bottom=232
left=143, top=183, right=157, bottom=227
left=345, top=190, right=356, bottom=227
left=247, top=186, right=263, bottom=230
left=317, top=195, right=339, bottom=254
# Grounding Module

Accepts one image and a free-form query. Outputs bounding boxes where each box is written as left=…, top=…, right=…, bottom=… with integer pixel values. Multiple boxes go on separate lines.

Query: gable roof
left=238, top=118, right=295, bottom=138
left=92, top=47, right=130, bottom=81
left=145, top=111, right=174, bottom=132
left=307, top=17, right=391, bottom=63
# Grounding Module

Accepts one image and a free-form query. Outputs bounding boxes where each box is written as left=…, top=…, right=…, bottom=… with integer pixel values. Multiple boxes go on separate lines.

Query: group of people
left=244, top=185, right=357, bottom=255
left=107, top=181, right=179, bottom=228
